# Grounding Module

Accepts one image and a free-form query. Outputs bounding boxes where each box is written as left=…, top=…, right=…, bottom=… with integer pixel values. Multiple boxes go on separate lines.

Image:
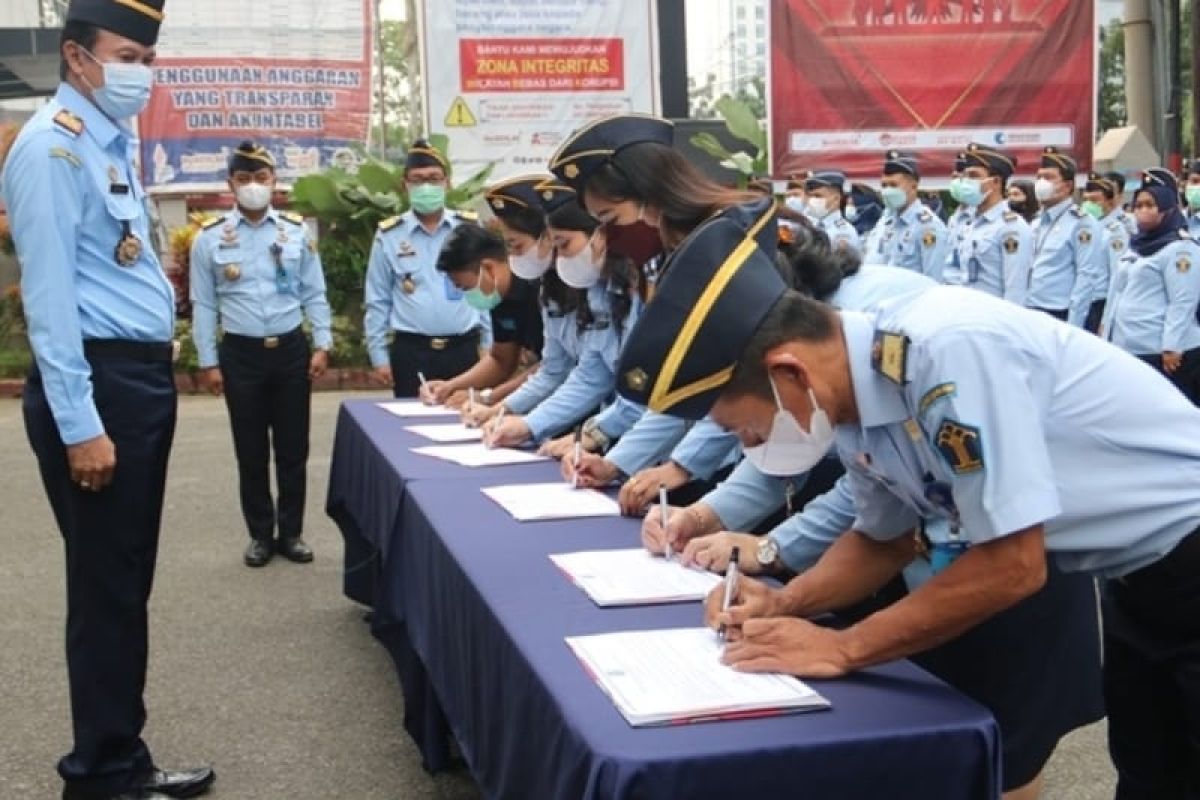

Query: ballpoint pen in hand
left=659, top=484, right=671, bottom=559
left=718, top=546, right=740, bottom=642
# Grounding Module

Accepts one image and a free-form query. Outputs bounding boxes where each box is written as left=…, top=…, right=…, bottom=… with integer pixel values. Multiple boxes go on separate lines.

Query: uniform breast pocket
left=213, top=248, right=248, bottom=290
left=103, top=190, right=142, bottom=224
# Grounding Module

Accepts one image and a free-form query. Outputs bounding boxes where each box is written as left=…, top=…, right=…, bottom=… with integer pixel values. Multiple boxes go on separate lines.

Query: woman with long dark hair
left=548, top=114, right=778, bottom=513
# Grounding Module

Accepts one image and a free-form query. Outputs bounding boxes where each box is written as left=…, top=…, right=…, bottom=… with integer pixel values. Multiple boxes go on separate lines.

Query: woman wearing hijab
left=1100, top=168, right=1200, bottom=404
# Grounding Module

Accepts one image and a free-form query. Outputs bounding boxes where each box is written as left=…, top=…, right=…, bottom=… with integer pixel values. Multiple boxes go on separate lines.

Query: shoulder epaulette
left=200, top=216, right=225, bottom=230
left=48, top=146, right=82, bottom=168
left=917, top=209, right=933, bottom=223
left=52, top=110, right=84, bottom=137
left=871, top=330, right=909, bottom=385
left=1002, top=211, right=1020, bottom=222
left=378, top=215, right=401, bottom=232
left=279, top=211, right=304, bottom=225
left=1069, top=206, right=1085, bottom=218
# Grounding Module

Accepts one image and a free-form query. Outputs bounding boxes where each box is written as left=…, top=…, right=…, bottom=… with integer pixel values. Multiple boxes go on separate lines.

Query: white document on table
left=565, top=627, right=830, bottom=727
left=377, top=400, right=460, bottom=418
left=481, top=482, right=621, bottom=521
left=411, top=443, right=549, bottom=467
left=404, top=422, right=484, bottom=442
left=550, top=548, right=721, bottom=606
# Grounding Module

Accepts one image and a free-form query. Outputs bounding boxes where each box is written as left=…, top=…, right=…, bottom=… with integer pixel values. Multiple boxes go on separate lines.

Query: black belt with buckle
left=223, top=327, right=303, bottom=350
left=392, top=329, right=478, bottom=351
left=83, top=339, right=174, bottom=363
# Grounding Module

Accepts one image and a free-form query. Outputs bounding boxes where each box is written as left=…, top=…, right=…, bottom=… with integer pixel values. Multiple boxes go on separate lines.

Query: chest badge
left=114, top=227, right=142, bottom=267
left=401, top=272, right=416, bottom=294
left=398, top=241, right=416, bottom=258
left=223, top=263, right=242, bottom=281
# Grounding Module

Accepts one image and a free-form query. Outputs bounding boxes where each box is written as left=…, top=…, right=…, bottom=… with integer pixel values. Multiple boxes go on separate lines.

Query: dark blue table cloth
left=326, top=398, right=1002, bottom=799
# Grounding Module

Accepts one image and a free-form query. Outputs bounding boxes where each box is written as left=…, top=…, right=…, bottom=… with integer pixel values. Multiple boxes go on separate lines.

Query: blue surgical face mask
left=957, top=178, right=986, bottom=207
left=82, top=48, right=154, bottom=120
left=464, top=266, right=501, bottom=311
left=880, top=186, right=908, bottom=210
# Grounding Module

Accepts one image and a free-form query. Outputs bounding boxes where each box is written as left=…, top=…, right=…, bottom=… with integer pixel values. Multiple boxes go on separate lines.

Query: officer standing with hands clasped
left=862, top=150, right=948, bottom=279
left=190, top=141, right=333, bottom=567
left=1028, top=146, right=1105, bottom=325
left=613, top=231, right=1200, bottom=799
left=943, top=143, right=1033, bottom=305
left=364, top=140, right=487, bottom=398
left=2, top=0, right=215, bottom=797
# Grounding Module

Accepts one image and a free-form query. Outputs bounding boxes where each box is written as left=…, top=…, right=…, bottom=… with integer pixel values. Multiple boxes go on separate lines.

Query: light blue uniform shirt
left=1096, top=210, right=1131, bottom=301
left=507, top=279, right=635, bottom=441
left=1100, top=237, right=1200, bottom=356
left=363, top=210, right=489, bottom=366
left=836, top=287, right=1200, bottom=578
left=190, top=207, right=333, bottom=368
left=1027, top=199, right=1106, bottom=326
left=593, top=395, right=648, bottom=441
left=862, top=200, right=949, bottom=280
left=2, top=83, right=174, bottom=444
left=1187, top=212, right=1200, bottom=240
left=944, top=201, right=1032, bottom=304
left=818, top=212, right=861, bottom=255
left=942, top=206, right=973, bottom=282
left=700, top=264, right=937, bottom=533
left=1117, top=208, right=1137, bottom=238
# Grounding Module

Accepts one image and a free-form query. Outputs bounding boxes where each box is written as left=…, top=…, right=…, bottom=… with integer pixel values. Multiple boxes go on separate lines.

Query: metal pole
left=1124, top=0, right=1156, bottom=146
left=375, top=0, right=387, bottom=159
left=1167, top=0, right=1182, bottom=171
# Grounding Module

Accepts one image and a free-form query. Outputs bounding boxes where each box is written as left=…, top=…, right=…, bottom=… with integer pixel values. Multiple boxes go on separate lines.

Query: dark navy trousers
left=24, top=348, right=176, bottom=797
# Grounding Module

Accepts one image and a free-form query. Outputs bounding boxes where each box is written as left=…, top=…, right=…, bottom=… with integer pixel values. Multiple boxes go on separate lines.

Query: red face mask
left=604, top=220, right=665, bottom=267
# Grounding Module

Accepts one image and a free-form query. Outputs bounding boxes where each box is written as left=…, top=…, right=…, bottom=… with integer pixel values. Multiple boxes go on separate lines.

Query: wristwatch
left=581, top=417, right=611, bottom=451
left=756, top=535, right=780, bottom=569
left=479, top=387, right=494, bottom=404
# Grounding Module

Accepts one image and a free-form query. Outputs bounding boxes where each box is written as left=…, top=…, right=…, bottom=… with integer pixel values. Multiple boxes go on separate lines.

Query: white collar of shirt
left=56, top=82, right=127, bottom=150
left=840, top=311, right=910, bottom=430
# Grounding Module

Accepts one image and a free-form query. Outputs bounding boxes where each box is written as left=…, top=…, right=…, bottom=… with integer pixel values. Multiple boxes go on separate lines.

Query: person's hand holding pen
left=483, top=408, right=531, bottom=448
left=571, top=425, right=583, bottom=488
left=462, top=401, right=502, bottom=429
left=703, top=571, right=790, bottom=643
left=561, top=451, right=621, bottom=487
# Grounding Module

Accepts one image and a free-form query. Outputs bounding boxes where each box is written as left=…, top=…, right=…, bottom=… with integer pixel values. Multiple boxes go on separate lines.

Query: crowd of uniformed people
left=4, top=1, right=1200, bottom=798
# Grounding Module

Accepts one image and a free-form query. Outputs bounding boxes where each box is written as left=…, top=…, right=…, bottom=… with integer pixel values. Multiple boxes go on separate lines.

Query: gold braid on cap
left=113, top=0, right=165, bottom=21
left=409, top=146, right=447, bottom=169
left=236, top=143, right=275, bottom=167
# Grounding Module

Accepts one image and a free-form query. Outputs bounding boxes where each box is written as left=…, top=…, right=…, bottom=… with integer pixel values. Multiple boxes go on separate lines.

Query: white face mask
left=806, top=197, right=831, bottom=220
left=742, top=381, right=836, bottom=477
left=1034, top=178, right=1058, bottom=203
left=235, top=182, right=272, bottom=211
left=844, top=203, right=858, bottom=222
left=784, top=195, right=809, bottom=216
left=556, top=233, right=604, bottom=288
left=509, top=243, right=552, bottom=280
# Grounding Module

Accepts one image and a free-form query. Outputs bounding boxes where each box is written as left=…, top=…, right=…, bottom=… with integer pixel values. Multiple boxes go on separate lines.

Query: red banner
left=459, top=38, right=625, bottom=93
left=770, top=0, right=1095, bottom=181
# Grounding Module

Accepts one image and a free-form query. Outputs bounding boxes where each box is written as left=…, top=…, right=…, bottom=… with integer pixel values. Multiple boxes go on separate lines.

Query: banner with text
left=420, top=0, right=660, bottom=180
left=140, top=0, right=373, bottom=190
left=770, top=1, right=1095, bottom=181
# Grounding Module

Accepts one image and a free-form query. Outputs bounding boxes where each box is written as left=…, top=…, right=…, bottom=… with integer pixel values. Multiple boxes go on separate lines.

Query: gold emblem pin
left=491, top=198, right=505, bottom=210
left=223, top=263, right=242, bottom=281
left=402, top=273, right=416, bottom=294
left=624, top=367, right=648, bottom=392
left=564, top=164, right=580, bottom=180
left=114, top=233, right=142, bottom=267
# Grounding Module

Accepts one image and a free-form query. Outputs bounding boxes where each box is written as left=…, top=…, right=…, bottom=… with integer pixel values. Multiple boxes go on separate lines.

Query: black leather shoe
left=278, top=536, right=314, bottom=563
left=244, top=539, right=273, bottom=567
left=141, top=766, right=215, bottom=798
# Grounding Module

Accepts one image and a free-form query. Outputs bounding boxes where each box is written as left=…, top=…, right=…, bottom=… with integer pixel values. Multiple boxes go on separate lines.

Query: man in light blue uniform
left=614, top=244, right=1200, bottom=799
left=190, top=141, right=332, bottom=568
left=2, top=1, right=215, bottom=797
left=942, top=144, right=1033, bottom=303
left=1027, top=147, right=1106, bottom=325
left=364, top=140, right=488, bottom=397
left=1081, top=171, right=1131, bottom=332
left=803, top=170, right=861, bottom=255
left=1183, top=160, right=1200, bottom=239
left=862, top=150, right=948, bottom=279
